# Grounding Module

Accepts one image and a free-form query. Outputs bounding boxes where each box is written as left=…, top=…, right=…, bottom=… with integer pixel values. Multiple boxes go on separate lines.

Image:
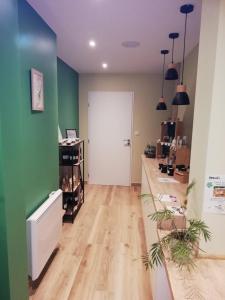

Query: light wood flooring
left=30, top=185, right=152, bottom=300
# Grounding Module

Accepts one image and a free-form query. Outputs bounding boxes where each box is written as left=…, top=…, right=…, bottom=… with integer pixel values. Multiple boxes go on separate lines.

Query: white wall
left=188, top=0, right=225, bottom=256
left=79, top=74, right=175, bottom=183
left=182, top=45, right=199, bottom=147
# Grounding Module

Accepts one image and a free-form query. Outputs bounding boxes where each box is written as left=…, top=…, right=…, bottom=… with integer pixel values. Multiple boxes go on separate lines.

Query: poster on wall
left=31, top=68, right=44, bottom=111
left=204, top=175, right=225, bottom=214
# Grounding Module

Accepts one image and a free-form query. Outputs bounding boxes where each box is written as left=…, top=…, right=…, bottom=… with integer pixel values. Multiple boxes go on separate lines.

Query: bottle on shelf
left=65, top=175, right=69, bottom=192
left=69, top=177, right=72, bottom=192
left=61, top=177, right=66, bottom=192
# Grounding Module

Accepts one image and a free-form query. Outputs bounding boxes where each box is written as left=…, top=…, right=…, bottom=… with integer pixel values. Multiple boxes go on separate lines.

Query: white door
left=88, top=91, right=133, bottom=186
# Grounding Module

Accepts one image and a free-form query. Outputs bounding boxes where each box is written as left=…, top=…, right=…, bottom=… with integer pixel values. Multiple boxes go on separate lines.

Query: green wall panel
left=0, top=124, right=11, bottom=300
left=57, top=58, right=79, bottom=137
left=18, top=0, right=59, bottom=216
left=0, top=0, right=28, bottom=299
left=0, top=0, right=59, bottom=298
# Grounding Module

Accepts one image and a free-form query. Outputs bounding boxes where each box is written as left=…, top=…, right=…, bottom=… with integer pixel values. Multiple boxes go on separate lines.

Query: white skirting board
left=26, top=189, right=63, bottom=281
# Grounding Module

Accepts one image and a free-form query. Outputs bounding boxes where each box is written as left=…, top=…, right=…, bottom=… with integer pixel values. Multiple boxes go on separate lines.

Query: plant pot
left=157, top=206, right=186, bottom=230
left=169, top=231, right=200, bottom=260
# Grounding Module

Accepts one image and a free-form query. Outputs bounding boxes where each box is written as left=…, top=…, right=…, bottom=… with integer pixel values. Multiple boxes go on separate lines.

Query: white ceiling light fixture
left=102, top=62, right=108, bottom=69
left=89, top=40, right=96, bottom=48
left=122, top=41, right=140, bottom=48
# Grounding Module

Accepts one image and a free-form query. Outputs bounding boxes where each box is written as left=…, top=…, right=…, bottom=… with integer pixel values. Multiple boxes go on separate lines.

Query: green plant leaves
left=150, top=209, right=174, bottom=222
left=139, top=193, right=154, bottom=199
left=141, top=180, right=212, bottom=270
left=141, top=252, right=151, bottom=270
left=142, top=214, right=211, bottom=270
left=150, top=242, right=164, bottom=268
left=170, top=240, right=193, bottom=268
left=141, top=243, right=164, bottom=270
left=185, top=179, right=196, bottom=196
left=188, top=219, right=211, bottom=242
left=139, top=193, right=155, bottom=203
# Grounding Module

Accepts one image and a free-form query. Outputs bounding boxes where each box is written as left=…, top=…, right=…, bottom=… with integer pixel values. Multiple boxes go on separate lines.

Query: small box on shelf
left=174, top=170, right=189, bottom=184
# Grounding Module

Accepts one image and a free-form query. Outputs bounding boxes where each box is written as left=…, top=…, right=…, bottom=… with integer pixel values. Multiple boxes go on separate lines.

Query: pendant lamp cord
left=181, top=13, right=188, bottom=84
left=172, top=38, right=174, bottom=64
left=161, top=54, right=165, bottom=97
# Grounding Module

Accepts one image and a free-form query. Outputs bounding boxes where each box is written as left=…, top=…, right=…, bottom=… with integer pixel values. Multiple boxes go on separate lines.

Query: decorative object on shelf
left=158, top=163, right=163, bottom=170
left=144, top=144, right=156, bottom=158
left=156, top=121, right=191, bottom=168
left=141, top=181, right=212, bottom=270
left=175, top=146, right=190, bottom=167
left=170, top=138, right=177, bottom=151
left=172, top=4, right=194, bottom=105
left=182, top=136, right=188, bottom=146
left=165, top=32, right=179, bottom=80
left=161, top=121, right=182, bottom=141
left=161, top=164, right=168, bottom=173
left=66, top=128, right=79, bottom=139
left=31, top=68, right=44, bottom=111
left=167, top=166, right=174, bottom=176
left=156, top=50, right=169, bottom=110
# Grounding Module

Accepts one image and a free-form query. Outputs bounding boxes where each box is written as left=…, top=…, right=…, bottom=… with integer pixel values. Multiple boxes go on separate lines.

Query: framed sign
left=31, top=68, right=44, bottom=111
left=66, top=129, right=78, bottom=139
left=204, top=175, right=225, bottom=214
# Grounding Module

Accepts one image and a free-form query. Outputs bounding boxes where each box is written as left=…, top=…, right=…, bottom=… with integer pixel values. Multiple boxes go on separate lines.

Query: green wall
left=0, top=0, right=28, bottom=299
left=18, top=0, right=59, bottom=216
left=57, top=58, right=79, bottom=137
left=0, top=0, right=59, bottom=299
left=0, top=0, right=80, bottom=298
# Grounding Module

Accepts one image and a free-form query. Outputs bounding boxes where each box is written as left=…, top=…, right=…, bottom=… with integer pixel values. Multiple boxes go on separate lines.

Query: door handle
left=123, top=139, right=131, bottom=146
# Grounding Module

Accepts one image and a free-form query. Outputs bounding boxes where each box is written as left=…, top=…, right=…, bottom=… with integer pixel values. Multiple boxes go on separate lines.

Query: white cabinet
left=141, top=165, right=172, bottom=300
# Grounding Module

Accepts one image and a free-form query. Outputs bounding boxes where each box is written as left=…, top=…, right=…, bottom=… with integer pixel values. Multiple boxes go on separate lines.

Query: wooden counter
left=141, top=155, right=225, bottom=300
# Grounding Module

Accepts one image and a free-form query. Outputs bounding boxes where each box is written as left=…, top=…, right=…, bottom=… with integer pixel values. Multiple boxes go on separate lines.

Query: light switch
left=134, top=130, right=140, bottom=136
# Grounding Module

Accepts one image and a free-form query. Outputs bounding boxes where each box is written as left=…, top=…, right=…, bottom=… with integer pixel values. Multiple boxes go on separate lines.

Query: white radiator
left=26, top=189, right=63, bottom=281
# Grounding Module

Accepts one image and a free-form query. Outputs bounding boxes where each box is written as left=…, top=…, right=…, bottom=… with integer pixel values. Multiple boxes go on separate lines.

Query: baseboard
left=131, top=182, right=141, bottom=187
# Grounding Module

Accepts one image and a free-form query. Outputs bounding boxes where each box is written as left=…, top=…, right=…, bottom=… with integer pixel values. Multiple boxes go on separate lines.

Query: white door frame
left=88, top=91, right=134, bottom=186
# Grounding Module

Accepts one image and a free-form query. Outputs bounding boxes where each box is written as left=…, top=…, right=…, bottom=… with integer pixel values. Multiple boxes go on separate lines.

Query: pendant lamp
left=172, top=4, right=194, bottom=105
left=156, top=49, right=169, bottom=110
left=165, top=32, right=179, bottom=80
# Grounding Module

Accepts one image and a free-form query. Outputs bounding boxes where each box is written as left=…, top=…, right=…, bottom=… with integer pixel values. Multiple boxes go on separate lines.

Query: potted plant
left=142, top=181, right=211, bottom=270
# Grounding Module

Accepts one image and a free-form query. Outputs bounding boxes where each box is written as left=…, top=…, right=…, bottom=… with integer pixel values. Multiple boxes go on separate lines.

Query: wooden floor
left=30, top=185, right=152, bottom=300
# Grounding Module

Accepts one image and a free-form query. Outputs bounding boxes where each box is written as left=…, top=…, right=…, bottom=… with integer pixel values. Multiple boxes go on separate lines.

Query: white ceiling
left=26, top=0, right=202, bottom=74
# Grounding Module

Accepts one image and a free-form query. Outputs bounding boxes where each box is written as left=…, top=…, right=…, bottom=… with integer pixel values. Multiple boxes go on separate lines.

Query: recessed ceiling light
left=89, top=40, right=96, bottom=48
left=122, top=41, right=140, bottom=48
left=102, top=63, right=108, bottom=69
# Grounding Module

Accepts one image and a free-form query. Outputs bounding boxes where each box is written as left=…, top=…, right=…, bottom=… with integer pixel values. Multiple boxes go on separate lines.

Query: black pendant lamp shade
left=156, top=49, right=169, bottom=110
left=172, top=4, right=194, bottom=105
left=173, top=84, right=189, bottom=105
left=156, top=98, right=167, bottom=110
left=165, top=32, right=179, bottom=80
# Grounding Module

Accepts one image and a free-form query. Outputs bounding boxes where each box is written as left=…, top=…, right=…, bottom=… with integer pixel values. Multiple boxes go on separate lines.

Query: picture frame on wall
left=31, top=68, right=44, bottom=111
left=66, top=129, right=79, bottom=139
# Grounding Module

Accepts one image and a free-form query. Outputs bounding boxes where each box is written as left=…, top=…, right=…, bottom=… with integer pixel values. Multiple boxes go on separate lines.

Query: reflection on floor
left=30, top=185, right=152, bottom=300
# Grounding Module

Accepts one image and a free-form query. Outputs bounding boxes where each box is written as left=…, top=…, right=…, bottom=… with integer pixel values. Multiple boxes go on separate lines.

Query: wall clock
left=31, top=68, right=44, bottom=111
